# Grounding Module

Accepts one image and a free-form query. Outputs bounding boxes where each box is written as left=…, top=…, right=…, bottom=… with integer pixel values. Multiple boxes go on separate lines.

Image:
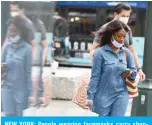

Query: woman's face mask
left=8, top=24, right=21, bottom=43
left=112, top=36, right=124, bottom=48
left=9, top=35, right=21, bottom=43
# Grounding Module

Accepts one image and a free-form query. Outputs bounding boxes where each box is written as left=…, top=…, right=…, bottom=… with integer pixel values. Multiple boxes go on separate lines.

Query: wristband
left=137, top=67, right=141, bottom=72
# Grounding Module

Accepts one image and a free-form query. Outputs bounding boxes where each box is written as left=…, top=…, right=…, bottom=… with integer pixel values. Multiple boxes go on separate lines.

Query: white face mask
left=11, top=12, right=20, bottom=17
left=9, top=35, right=20, bottom=43
left=112, top=36, right=124, bottom=48
left=119, top=17, right=129, bottom=24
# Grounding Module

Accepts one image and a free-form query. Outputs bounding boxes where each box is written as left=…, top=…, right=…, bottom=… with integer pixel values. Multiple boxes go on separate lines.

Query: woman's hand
left=85, top=100, right=93, bottom=110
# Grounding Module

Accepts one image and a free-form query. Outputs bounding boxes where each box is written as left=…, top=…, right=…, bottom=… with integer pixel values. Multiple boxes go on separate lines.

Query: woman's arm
left=125, top=49, right=137, bottom=80
left=87, top=48, right=103, bottom=101
left=126, top=49, right=136, bottom=70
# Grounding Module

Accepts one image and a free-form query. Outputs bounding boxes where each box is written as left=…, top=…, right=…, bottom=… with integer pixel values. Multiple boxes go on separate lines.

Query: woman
left=1, top=16, right=32, bottom=116
left=87, top=20, right=137, bottom=116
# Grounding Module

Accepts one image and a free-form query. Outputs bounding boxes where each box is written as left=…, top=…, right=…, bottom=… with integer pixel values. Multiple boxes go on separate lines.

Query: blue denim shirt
left=1, top=40, right=32, bottom=103
left=87, top=44, right=136, bottom=107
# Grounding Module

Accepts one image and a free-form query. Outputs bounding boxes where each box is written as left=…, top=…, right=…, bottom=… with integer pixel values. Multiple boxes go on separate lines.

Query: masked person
left=1, top=16, right=32, bottom=116
left=90, top=3, right=145, bottom=81
left=87, top=20, right=137, bottom=116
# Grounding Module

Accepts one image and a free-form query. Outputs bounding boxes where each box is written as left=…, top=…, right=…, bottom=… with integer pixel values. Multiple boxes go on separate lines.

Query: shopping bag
left=125, top=74, right=140, bottom=98
left=124, top=50, right=140, bottom=98
left=72, top=76, right=90, bottom=108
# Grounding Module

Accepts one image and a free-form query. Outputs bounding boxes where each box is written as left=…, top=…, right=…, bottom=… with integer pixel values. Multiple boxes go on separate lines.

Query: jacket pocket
left=14, top=55, right=24, bottom=61
left=104, top=61, right=115, bottom=65
left=104, top=61, right=115, bottom=71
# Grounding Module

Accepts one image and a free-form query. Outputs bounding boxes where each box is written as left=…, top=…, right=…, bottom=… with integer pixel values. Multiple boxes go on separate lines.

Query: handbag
left=124, top=50, right=139, bottom=98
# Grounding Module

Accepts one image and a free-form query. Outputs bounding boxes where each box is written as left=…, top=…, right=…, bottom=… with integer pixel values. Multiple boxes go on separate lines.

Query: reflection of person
left=1, top=16, right=32, bottom=116
left=90, top=3, right=145, bottom=81
left=87, top=20, right=137, bottom=116
left=9, top=2, right=43, bottom=106
left=8, top=1, right=37, bottom=63
left=28, top=15, right=48, bottom=105
left=28, top=15, right=48, bottom=65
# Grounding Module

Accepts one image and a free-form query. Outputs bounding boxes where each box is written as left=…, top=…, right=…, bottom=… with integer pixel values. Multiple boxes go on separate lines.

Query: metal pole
left=138, top=1, right=152, bottom=89
left=131, top=1, right=152, bottom=116
left=143, top=2, right=152, bottom=80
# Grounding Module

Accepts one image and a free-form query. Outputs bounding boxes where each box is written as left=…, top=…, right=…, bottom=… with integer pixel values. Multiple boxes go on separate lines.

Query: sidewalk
left=1, top=99, right=133, bottom=116
left=24, top=99, right=133, bottom=116
left=48, top=99, right=133, bottom=116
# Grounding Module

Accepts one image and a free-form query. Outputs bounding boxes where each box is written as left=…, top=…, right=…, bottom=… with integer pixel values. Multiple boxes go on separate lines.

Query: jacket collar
left=104, top=44, right=124, bottom=53
left=10, top=39, right=26, bottom=48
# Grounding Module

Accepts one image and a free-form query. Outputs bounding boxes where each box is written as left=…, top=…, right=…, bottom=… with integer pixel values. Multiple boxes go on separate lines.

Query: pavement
left=23, top=99, right=133, bottom=116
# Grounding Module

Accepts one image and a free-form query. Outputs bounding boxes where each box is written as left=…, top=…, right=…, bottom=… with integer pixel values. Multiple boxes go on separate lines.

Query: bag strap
left=124, top=49, right=128, bottom=64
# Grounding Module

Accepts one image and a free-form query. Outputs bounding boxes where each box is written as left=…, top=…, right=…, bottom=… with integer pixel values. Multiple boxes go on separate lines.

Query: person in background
left=90, top=3, right=145, bottom=81
left=1, top=16, right=32, bottom=116
left=87, top=20, right=137, bottom=116
left=28, top=15, right=48, bottom=106
left=29, top=15, right=48, bottom=66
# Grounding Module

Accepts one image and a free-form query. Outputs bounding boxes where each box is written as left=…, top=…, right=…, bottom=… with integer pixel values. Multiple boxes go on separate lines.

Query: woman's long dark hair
left=8, top=16, right=29, bottom=41
left=93, top=20, right=129, bottom=46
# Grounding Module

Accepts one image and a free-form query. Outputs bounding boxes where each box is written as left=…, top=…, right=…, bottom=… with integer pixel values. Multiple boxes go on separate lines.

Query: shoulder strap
left=124, top=49, right=128, bottom=63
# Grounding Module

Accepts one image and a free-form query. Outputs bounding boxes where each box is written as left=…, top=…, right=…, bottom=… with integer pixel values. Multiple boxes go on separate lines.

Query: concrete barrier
left=51, top=68, right=91, bottom=100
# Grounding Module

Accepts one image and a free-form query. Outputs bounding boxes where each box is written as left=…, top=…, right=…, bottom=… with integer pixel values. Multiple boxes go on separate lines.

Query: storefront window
left=68, top=12, right=96, bottom=36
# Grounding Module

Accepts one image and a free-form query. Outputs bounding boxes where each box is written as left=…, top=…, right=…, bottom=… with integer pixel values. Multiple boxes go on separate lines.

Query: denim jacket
left=1, top=39, right=32, bottom=102
left=87, top=44, right=136, bottom=107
